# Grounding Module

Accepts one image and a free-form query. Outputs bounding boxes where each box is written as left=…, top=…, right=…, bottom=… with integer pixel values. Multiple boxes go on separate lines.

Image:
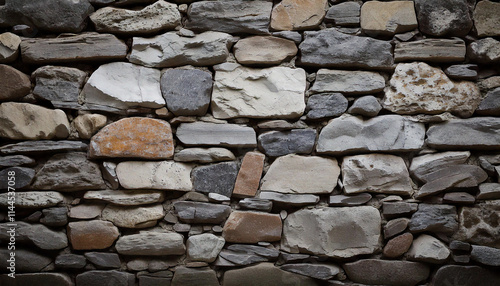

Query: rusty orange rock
left=232, top=152, right=265, bottom=198
left=89, top=117, right=174, bottom=159
left=223, top=211, right=282, bottom=243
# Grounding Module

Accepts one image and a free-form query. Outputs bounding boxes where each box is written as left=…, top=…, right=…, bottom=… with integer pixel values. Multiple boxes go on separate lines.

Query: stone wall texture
left=0, top=0, right=500, bottom=285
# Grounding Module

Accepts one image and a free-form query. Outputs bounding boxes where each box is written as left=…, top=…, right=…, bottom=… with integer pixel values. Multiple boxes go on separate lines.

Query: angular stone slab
left=90, top=118, right=174, bottom=159
left=325, top=2, right=360, bottom=26
left=0, top=32, right=21, bottom=63
left=360, top=1, right=417, bottom=37
left=84, top=252, right=121, bottom=270
left=193, top=162, right=239, bottom=197
left=468, top=37, right=500, bottom=64
left=0, top=155, right=34, bottom=168
left=282, top=207, right=381, bottom=258
left=0, top=191, right=63, bottom=208
left=187, top=233, right=225, bottom=263
left=317, top=115, right=425, bottom=155
left=454, top=201, right=500, bottom=248
left=84, top=190, right=165, bottom=206
left=212, top=64, right=306, bottom=119
left=174, top=201, right=231, bottom=224
left=344, top=260, right=430, bottom=286
left=259, top=191, right=319, bottom=206
left=116, top=232, right=185, bottom=256
left=258, top=129, right=316, bottom=157
left=270, top=0, right=328, bottom=31
left=260, top=154, right=340, bottom=194
left=3, top=249, right=51, bottom=272
left=310, top=69, right=385, bottom=95
left=280, top=263, right=340, bottom=280
left=0, top=273, right=73, bottom=286
left=394, top=39, right=466, bottom=62
left=0, top=222, right=67, bottom=250
left=223, top=211, right=282, bottom=243
left=171, top=267, right=219, bottom=286
left=299, top=28, right=394, bottom=69
left=222, top=263, right=319, bottom=286
left=477, top=87, right=500, bottom=116
left=427, top=117, right=500, bottom=150
left=0, top=140, right=87, bottom=155
left=329, top=193, right=372, bottom=207
left=0, top=167, right=34, bottom=189
left=409, top=204, right=458, bottom=234
left=174, top=148, right=235, bottom=163
left=102, top=204, right=164, bottom=228
left=67, top=220, right=119, bottom=250
left=176, top=122, right=257, bottom=148
left=0, top=64, right=30, bottom=101
left=238, top=198, right=273, bottom=212
left=234, top=36, right=297, bottom=65
left=21, top=33, right=127, bottom=64
left=407, top=234, right=451, bottom=264
left=306, top=93, right=348, bottom=119
left=471, top=245, right=500, bottom=266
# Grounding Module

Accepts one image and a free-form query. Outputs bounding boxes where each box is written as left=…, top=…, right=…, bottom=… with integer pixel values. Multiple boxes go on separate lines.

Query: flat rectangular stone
left=176, top=122, right=257, bottom=148
left=310, top=69, right=385, bottom=95
left=0, top=140, right=87, bottom=155
left=395, top=38, right=466, bottom=62
left=233, top=152, right=265, bottom=198
left=223, top=211, right=282, bottom=243
left=259, top=191, right=319, bottom=206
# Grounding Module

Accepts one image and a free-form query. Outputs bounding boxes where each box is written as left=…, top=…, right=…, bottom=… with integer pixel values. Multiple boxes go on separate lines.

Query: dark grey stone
left=344, top=260, right=430, bottom=286
left=329, top=193, right=372, bottom=207
left=414, top=0, right=472, bottom=37
left=477, top=87, right=500, bottom=116
left=258, top=129, right=316, bottom=157
left=0, top=167, right=35, bottom=189
left=161, top=69, right=212, bottom=116
left=41, top=207, right=68, bottom=227
left=193, top=162, right=239, bottom=197
left=76, top=270, right=135, bottom=286
left=31, top=152, right=106, bottom=191
left=0, top=222, right=68, bottom=250
left=306, top=93, right=348, bottom=119
left=55, top=254, right=87, bottom=269
left=382, top=202, right=418, bottom=218
left=280, top=263, right=340, bottom=280
left=0, top=273, right=73, bottom=286
left=478, top=154, right=500, bottom=174
left=409, top=204, right=458, bottom=234
left=0, top=140, right=88, bottom=155
left=271, top=31, right=302, bottom=44
left=84, top=252, right=121, bottom=269
left=431, top=265, right=500, bottom=286
left=325, top=2, right=361, bottom=26
left=219, top=249, right=269, bottom=266
left=139, top=275, right=172, bottom=286
left=174, top=201, right=231, bottom=224
left=0, top=248, right=52, bottom=272
left=348, top=96, right=382, bottom=117
left=238, top=198, right=273, bottom=212
left=444, top=64, right=478, bottom=81
left=185, top=1, right=272, bottom=35
left=0, top=155, right=35, bottom=168
left=443, top=192, right=476, bottom=204
left=449, top=240, right=471, bottom=251
left=227, top=244, right=280, bottom=259
left=471, top=245, right=500, bottom=266
left=259, top=191, right=319, bottom=206
left=415, top=173, right=477, bottom=199
left=171, top=267, right=219, bottom=286
left=299, top=28, right=394, bottom=69
left=278, top=252, right=310, bottom=264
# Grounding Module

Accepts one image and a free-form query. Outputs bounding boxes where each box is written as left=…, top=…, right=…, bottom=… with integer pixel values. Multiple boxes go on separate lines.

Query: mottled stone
left=445, top=64, right=478, bottom=81
left=84, top=190, right=164, bottom=206
left=344, top=260, right=430, bottom=286
left=174, top=201, right=231, bottom=224
left=325, top=2, right=360, bottom=26
left=171, top=267, right=219, bottom=286
left=383, top=232, right=413, bottom=258
left=348, top=95, right=382, bottom=117
left=0, top=32, right=21, bottom=63
left=408, top=234, right=450, bottom=263
left=238, top=198, right=273, bottom=212
left=174, top=148, right=235, bottom=163
left=471, top=245, right=500, bottom=266
left=431, top=265, right=500, bottom=286
left=258, top=129, right=316, bottom=157
left=261, top=154, right=339, bottom=194
left=0, top=167, right=34, bottom=189
left=281, top=263, right=340, bottom=280
left=85, top=252, right=121, bottom=269
left=73, top=114, right=107, bottom=139
left=477, top=87, right=500, bottom=116
left=415, top=0, right=473, bottom=37
left=395, top=39, right=466, bottom=63
left=454, top=201, right=500, bottom=248
left=187, top=233, right=225, bottom=263
left=360, top=1, right=417, bottom=36
left=257, top=120, right=308, bottom=130
left=55, top=254, right=86, bottom=269
left=0, top=191, right=63, bottom=208
left=409, top=204, right=458, bottom=234
left=410, top=151, right=470, bottom=182
left=260, top=191, right=319, bottom=206
left=0, top=64, right=30, bottom=101
left=193, top=162, right=239, bottom=197
left=176, top=122, right=257, bottom=148
left=233, top=152, right=265, bottom=198
left=102, top=204, right=164, bottom=228
left=69, top=204, right=105, bottom=219
left=234, top=36, right=297, bottom=65
left=223, top=263, right=319, bottom=286
left=76, top=270, right=134, bottom=286
left=68, top=220, right=120, bottom=250
left=329, top=193, right=372, bottom=206
left=468, top=38, right=500, bottom=63
left=473, top=1, right=500, bottom=37
left=306, top=93, right=348, bottom=119
left=281, top=207, right=381, bottom=258
left=223, top=211, right=282, bottom=243
left=0, top=140, right=87, bottom=155
left=271, top=0, right=327, bottom=31
left=116, top=232, right=185, bottom=256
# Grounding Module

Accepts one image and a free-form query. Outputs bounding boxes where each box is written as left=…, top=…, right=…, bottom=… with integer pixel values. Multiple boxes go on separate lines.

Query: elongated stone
left=0, top=222, right=68, bottom=250
left=270, top=0, right=328, bottom=31
left=410, top=151, right=470, bottom=182
left=83, top=190, right=165, bottom=206
left=102, top=204, right=165, bottom=228
left=360, top=1, right=417, bottom=37
left=223, top=211, right=282, bottom=243
left=174, top=201, right=231, bottom=224
left=431, top=265, right=500, bottom=286
left=0, top=140, right=87, bottom=155
left=176, top=122, right=257, bottom=148
left=116, top=232, right=185, bottom=256
left=344, top=260, right=430, bottom=286
left=259, top=191, right=319, bottom=206
left=174, top=148, right=235, bottom=163
left=258, top=129, right=316, bottom=157
left=310, top=69, right=385, bottom=95
left=394, top=39, right=466, bottom=62
left=234, top=36, right=297, bottom=65
left=222, top=263, right=319, bottom=286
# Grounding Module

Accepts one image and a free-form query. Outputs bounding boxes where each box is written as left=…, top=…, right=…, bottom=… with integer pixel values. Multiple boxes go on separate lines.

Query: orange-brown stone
left=89, top=117, right=174, bottom=159
left=232, top=152, right=265, bottom=198
left=223, top=211, right=282, bottom=243
left=383, top=232, right=413, bottom=258
left=68, top=220, right=120, bottom=250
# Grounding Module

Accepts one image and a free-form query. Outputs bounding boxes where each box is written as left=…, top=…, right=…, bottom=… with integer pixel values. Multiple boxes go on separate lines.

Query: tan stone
left=234, top=36, right=297, bottom=65
left=223, top=211, right=282, bottom=243
left=232, top=152, right=265, bottom=198
left=360, top=1, right=417, bottom=36
left=89, top=117, right=174, bottom=159
left=0, top=64, right=31, bottom=101
left=67, top=220, right=120, bottom=250
left=473, top=1, right=500, bottom=37
left=0, top=32, right=21, bottom=63
left=73, top=114, right=107, bottom=139
left=68, top=204, right=105, bottom=219
left=383, top=232, right=413, bottom=258
left=102, top=204, right=164, bottom=228
left=271, top=0, right=328, bottom=31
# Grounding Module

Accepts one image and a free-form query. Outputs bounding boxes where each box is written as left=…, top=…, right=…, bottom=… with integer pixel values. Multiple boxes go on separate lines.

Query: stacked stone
left=1, top=0, right=500, bottom=285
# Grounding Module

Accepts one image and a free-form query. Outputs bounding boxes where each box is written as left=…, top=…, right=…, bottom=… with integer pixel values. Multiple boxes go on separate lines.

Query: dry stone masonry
left=0, top=0, right=500, bottom=285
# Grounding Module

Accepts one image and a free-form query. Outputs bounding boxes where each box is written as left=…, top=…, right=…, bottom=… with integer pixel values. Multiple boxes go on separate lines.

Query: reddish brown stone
left=232, top=152, right=265, bottom=198
left=0, top=64, right=31, bottom=101
left=68, top=220, right=120, bottom=250
left=383, top=232, right=413, bottom=258
left=89, top=117, right=174, bottom=159
left=223, top=211, right=282, bottom=243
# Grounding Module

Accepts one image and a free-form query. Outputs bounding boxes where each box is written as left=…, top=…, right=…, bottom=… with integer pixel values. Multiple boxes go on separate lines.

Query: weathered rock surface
left=410, top=151, right=470, bottom=182
left=348, top=95, right=382, bottom=117
left=130, top=31, right=234, bottom=68
left=344, top=260, right=430, bottom=286
left=41, top=207, right=68, bottom=227
left=473, top=0, right=500, bottom=37
left=102, top=204, right=164, bottom=228
left=69, top=204, right=104, bottom=219
left=76, top=270, right=134, bottom=286
left=212, top=64, right=306, bottom=119
left=477, top=87, right=500, bottom=115
left=174, top=148, right=235, bottom=163
left=310, top=69, right=385, bottom=95
left=193, top=162, right=239, bottom=197
left=233, top=152, right=265, bottom=198
left=0, top=248, right=51, bottom=272
left=238, top=198, right=273, bottom=212
left=261, top=154, right=339, bottom=194
left=0, top=140, right=87, bottom=155
left=0, top=167, right=34, bottom=189
left=306, top=93, right=348, bottom=119
left=90, top=1, right=180, bottom=35
left=407, top=234, right=450, bottom=263
left=234, top=36, right=297, bottom=65
left=84, top=190, right=164, bottom=206
left=270, top=0, right=327, bottom=31
left=74, top=114, right=107, bottom=139
left=0, top=222, right=67, bottom=250
left=116, top=232, right=185, bottom=256
left=116, top=161, right=193, bottom=191
left=383, top=202, right=418, bottom=218
left=454, top=201, right=500, bottom=248
left=84, top=252, right=121, bottom=269
left=67, top=220, right=119, bottom=250
left=299, top=28, right=394, bottom=69
left=468, top=38, right=500, bottom=63
left=0, top=102, right=70, bottom=140
left=414, top=0, right=472, bottom=37
left=395, top=39, right=466, bottom=63
left=55, top=253, right=87, bottom=269
left=187, top=233, right=225, bottom=263
left=0, top=155, right=35, bottom=168
left=21, top=33, right=127, bottom=64
left=342, top=154, right=413, bottom=195
left=259, top=191, right=320, bottom=206
left=223, top=211, right=282, bottom=243
left=161, top=69, right=212, bottom=116
left=360, top=1, right=417, bottom=36
left=431, top=265, right=500, bottom=286
left=281, top=207, right=381, bottom=258
left=382, top=62, right=480, bottom=117
left=258, top=129, right=316, bottom=157
left=0, top=32, right=21, bottom=63
left=281, top=263, right=339, bottom=280
left=176, top=122, right=257, bottom=147
left=32, top=152, right=105, bottom=191
left=325, top=2, right=360, bottom=26
left=174, top=201, right=231, bottom=224
left=0, top=191, right=63, bottom=208
left=471, top=245, right=500, bottom=266
left=317, top=115, right=425, bottom=155
left=171, top=267, right=219, bottom=286
left=478, top=183, right=500, bottom=200
left=223, top=263, right=319, bottom=286
left=409, top=204, right=458, bottom=234
left=0, top=273, right=73, bottom=286
left=186, top=1, right=272, bottom=34
left=0, top=65, right=30, bottom=101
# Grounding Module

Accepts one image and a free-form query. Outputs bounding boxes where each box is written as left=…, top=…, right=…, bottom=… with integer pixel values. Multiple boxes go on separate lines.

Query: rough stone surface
left=270, top=0, right=328, bottom=31
left=55, top=253, right=87, bottom=269
left=84, top=252, right=121, bottom=269
left=171, top=267, right=219, bottom=286
left=410, top=151, right=470, bottom=182
left=0, top=248, right=51, bottom=272
left=174, top=201, right=231, bottom=224
left=468, top=38, right=500, bottom=64
left=260, top=191, right=319, bottom=206
left=443, top=192, right=476, bottom=204
left=176, top=122, right=257, bottom=148
left=342, top=154, right=413, bottom=195
left=261, top=154, right=340, bottom=194
left=383, top=233, right=413, bottom=258
left=383, top=202, right=419, bottom=218
left=187, top=233, right=225, bottom=263
left=238, top=198, right=273, bottom=212
left=223, top=263, right=319, bottom=286
left=431, top=265, right=500, bottom=286
left=258, top=129, right=316, bottom=157
left=454, top=201, right=500, bottom=248
left=415, top=0, right=473, bottom=37
left=174, top=148, right=235, bottom=163
left=281, top=207, right=381, bottom=258
left=317, top=115, right=425, bottom=155
left=409, top=204, right=458, bottom=234
left=306, top=93, right=348, bottom=119
left=299, top=28, right=394, bottom=69
left=116, top=161, right=193, bottom=191
left=41, top=207, right=68, bottom=227
left=478, top=183, right=500, bottom=200
left=0, top=33, right=20, bottom=63
left=473, top=0, right=500, bottom=37
left=0, top=102, right=70, bottom=140
left=0, top=191, right=63, bottom=208
left=311, top=69, right=385, bottom=95
left=161, top=69, right=212, bottom=116
left=223, top=211, right=282, bottom=243
left=212, top=65, right=306, bottom=119
left=348, top=95, right=382, bottom=117
left=407, top=234, right=451, bottom=263
left=0, top=222, right=68, bottom=250
left=193, top=162, right=238, bottom=197
left=477, top=87, right=500, bottom=116
left=32, top=152, right=105, bottom=191
left=129, top=31, right=234, bottom=68
left=234, top=36, right=297, bottom=66
left=395, top=38, right=466, bottom=63
left=344, top=260, right=430, bottom=286
left=0, top=140, right=87, bottom=155
left=186, top=1, right=272, bottom=34
left=233, top=152, right=265, bottom=198
left=0, top=155, right=35, bottom=168
left=360, top=1, right=417, bottom=36
left=68, top=204, right=104, bottom=219
left=0, top=167, right=34, bottom=189
left=90, top=1, right=180, bottom=35
left=102, top=204, right=164, bottom=228
left=68, top=220, right=119, bottom=250
left=0, top=273, right=73, bottom=286
left=116, top=232, right=185, bottom=256
left=76, top=270, right=134, bottom=286
left=325, top=2, right=361, bottom=26
left=470, top=245, right=500, bottom=266
left=84, top=190, right=165, bottom=206
left=280, top=263, right=340, bottom=280
left=90, top=118, right=174, bottom=159
left=0, top=64, right=30, bottom=101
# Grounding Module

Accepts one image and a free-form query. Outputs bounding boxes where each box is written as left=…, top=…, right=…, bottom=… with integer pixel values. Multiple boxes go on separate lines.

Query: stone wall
left=0, top=0, right=500, bottom=285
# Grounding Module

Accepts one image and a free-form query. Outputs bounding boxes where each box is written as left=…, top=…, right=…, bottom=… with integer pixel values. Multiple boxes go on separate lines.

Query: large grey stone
left=84, top=190, right=165, bottom=206
left=76, top=270, right=134, bottom=286
left=0, top=191, right=63, bottom=208
left=410, top=151, right=470, bottom=182
left=238, top=198, right=273, bottom=212
left=41, top=207, right=68, bottom=227
left=468, top=38, right=500, bottom=64
left=414, top=0, right=472, bottom=37
left=0, top=222, right=68, bottom=250
left=0, top=248, right=52, bottom=272
left=174, top=201, right=231, bottom=224
left=222, top=263, right=319, bottom=286
left=477, top=87, right=500, bottom=116
left=32, top=152, right=105, bottom=191
left=187, top=233, right=225, bottom=263
left=418, top=164, right=487, bottom=185
left=258, top=129, right=316, bottom=157
left=317, top=115, right=425, bottom=155
left=473, top=0, right=500, bottom=37
left=454, top=201, right=500, bottom=248
left=478, top=183, right=500, bottom=200
left=344, top=260, right=430, bottom=286
left=427, top=117, right=500, bottom=150
left=116, top=232, right=185, bottom=256
left=299, top=28, right=394, bottom=69
left=55, top=254, right=87, bottom=269
left=186, top=1, right=272, bottom=34
left=129, top=31, right=234, bottom=68
left=0, top=32, right=21, bottom=63
left=0, top=167, right=34, bottom=189
left=171, top=267, right=219, bottom=286
left=161, top=69, right=212, bottom=116
left=409, top=204, right=458, bottom=234
left=0, top=140, right=87, bottom=155
left=394, top=38, right=466, bottom=62
left=360, top=1, right=417, bottom=37
left=281, top=207, right=381, bottom=258
left=444, top=64, right=478, bottom=81
left=431, top=265, right=500, bottom=286
left=193, top=162, right=239, bottom=197
left=0, top=273, right=73, bottom=286
left=306, top=93, right=348, bottom=119
left=176, top=122, right=257, bottom=148
left=310, top=69, right=385, bottom=95
left=102, top=204, right=164, bottom=228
